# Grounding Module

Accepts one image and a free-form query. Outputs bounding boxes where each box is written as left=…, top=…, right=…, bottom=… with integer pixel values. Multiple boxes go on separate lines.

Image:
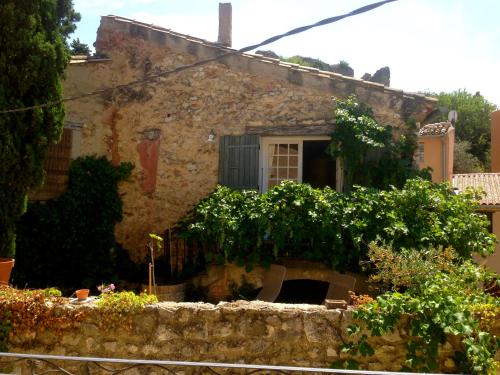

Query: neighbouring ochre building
left=416, top=111, right=500, bottom=273
left=451, top=110, right=500, bottom=274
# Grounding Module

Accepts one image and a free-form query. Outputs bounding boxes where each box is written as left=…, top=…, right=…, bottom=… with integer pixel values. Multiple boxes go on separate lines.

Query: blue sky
left=72, top=0, right=500, bottom=106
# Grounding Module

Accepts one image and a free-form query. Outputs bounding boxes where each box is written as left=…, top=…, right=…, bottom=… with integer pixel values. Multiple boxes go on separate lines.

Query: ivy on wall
left=327, top=96, right=431, bottom=190
left=14, top=156, right=133, bottom=291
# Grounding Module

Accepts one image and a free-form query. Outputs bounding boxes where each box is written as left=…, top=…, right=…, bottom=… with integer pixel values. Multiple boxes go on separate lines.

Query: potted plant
left=75, top=288, right=90, bottom=300
left=0, top=258, right=15, bottom=285
left=143, top=229, right=204, bottom=302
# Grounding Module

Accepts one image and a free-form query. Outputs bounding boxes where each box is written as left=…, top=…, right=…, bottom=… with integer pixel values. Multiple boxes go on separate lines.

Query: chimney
left=218, top=3, right=232, bottom=47
left=491, top=110, right=500, bottom=172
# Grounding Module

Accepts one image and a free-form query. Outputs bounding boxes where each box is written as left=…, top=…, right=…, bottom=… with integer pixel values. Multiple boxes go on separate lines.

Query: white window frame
left=259, top=136, right=333, bottom=193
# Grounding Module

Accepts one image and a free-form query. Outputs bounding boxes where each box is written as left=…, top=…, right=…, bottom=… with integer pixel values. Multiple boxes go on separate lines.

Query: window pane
left=278, top=144, right=288, bottom=154
left=266, top=141, right=301, bottom=191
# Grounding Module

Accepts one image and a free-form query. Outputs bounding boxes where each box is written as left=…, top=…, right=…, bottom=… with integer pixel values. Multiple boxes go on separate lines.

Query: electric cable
left=0, top=0, right=397, bottom=114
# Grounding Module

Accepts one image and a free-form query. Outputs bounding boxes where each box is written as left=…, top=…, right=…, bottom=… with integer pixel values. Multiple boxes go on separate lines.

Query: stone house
left=33, top=13, right=437, bottom=259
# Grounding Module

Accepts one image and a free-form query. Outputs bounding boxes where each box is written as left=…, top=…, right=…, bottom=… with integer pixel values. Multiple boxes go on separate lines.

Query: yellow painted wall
left=419, top=137, right=443, bottom=182
left=485, top=111, right=500, bottom=274
left=445, top=127, right=454, bottom=182
left=418, top=128, right=454, bottom=183
left=492, top=110, right=500, bottom=173
left=475, top=212, right=500, bottom=274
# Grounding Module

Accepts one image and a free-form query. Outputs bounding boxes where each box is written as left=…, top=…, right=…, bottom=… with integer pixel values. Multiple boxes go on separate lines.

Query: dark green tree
left=70, top=37, right=90, bottom=55
left=432, top=90, right=497, bottom=171
left=454, top=140, right=483, bottom=173
left=0, top=1, right=80, bottom=258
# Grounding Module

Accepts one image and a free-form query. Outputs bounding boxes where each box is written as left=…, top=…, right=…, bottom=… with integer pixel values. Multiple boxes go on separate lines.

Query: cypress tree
left=0, top=1, right=80, bottom=257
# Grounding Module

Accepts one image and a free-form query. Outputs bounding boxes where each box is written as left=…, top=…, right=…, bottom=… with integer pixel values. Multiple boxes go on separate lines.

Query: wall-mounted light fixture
left=207, top=129, right=216, bottom=142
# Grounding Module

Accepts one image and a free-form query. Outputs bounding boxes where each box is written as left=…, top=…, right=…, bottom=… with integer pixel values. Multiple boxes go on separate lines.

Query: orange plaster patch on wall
left=102, top=107, right=122, bottom=166
left=136, top=130, right=161, bottom=194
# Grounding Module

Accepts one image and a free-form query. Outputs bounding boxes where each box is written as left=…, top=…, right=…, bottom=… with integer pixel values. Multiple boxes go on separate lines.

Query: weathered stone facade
left=8, top=301, right=460, bottom=373
left=63, top=16, right=437, bottom=258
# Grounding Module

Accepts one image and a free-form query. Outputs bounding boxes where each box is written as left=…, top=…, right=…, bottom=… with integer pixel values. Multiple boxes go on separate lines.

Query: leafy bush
left=327, top=96, right=431, bottom=190
left=182, top=179, right=495, bottom=271
left=364, top=244, right=457, bottom=292
left=95, top=291, right=157, bottom=330
left=14, top=156, right=133, bottom=292
left=344, top=262, right=499, bottom=374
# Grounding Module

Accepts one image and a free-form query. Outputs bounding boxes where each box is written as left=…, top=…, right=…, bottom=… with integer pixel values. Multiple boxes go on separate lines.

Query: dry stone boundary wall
left=9, top=301, right=459, bottom=373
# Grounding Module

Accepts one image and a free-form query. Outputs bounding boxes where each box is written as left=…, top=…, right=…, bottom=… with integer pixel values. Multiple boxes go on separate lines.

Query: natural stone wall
left=62, top=16, right=437, bottom=258
left=8, top=301, right=460, bottom=373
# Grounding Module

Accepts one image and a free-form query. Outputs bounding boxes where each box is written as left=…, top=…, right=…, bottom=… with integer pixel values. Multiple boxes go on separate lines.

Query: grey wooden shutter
left=219, top=135, right=259, bottom=190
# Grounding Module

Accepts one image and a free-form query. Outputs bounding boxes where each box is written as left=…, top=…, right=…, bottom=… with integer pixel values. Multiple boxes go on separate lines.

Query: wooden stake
left=148, top=263, right=152, bottom=295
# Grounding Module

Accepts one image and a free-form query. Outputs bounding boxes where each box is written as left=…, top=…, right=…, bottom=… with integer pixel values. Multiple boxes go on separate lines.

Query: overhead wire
left=0, top=0, right=397, bottom=114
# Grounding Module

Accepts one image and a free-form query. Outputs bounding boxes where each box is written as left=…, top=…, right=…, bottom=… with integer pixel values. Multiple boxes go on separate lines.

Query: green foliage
left=0, top=0, right=80, bottom=258
left=327, top=96, right=430, bottom=190
left=182, top=179, right=495, bottom=271
left=14, top=156, right=133, bottom=291
left=454, top=140, right=484, bottom=173
left=364, top=244, right=457, bottom=292
left=346, top=262, right=499, bottom=374
left=432, top=90, right=497, bottom=170
left=70, top=37, right=90, bottom=55
left=280, top=55, right=352, bottom=75
left=95, top=291, right=157, bottom=330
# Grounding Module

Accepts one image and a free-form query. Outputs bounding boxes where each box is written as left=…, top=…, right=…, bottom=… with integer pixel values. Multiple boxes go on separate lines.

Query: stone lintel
left=245, top=124, right=335, bottom=136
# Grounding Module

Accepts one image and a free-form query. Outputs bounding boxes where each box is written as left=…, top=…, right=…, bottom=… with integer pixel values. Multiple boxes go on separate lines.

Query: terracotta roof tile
left=419, top=122, right=453, bottom=136
left=102, top=15, right=438, bottom=104
left=452, top=173, right=500, bottom=208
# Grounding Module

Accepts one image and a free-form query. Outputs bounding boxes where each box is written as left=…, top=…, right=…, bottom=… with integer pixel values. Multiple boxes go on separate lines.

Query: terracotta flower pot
left=75, top=289, right=90, bottom=300
left=0, top=258, right=15, bottom=286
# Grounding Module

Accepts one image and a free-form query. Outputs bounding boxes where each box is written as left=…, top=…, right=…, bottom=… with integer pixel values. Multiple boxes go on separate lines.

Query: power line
left=0, top=0, right=397, bottom=114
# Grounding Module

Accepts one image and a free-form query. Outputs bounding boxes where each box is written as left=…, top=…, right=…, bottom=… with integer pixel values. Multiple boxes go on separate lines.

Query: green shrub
left=95, top=291, right=157, bottom=330
left=344, top=262, right=499, bottom=374
left=364, top=244, right=457, bottom=292
left=182, top=179, right=495, bottom=272
left=327, top=96, right=431, bottom=190
left=14, top=156, right=133, bottom=291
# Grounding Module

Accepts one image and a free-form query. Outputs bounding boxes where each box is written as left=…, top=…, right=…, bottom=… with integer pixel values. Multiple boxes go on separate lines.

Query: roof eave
left=478, top=204, right=500, bottom=212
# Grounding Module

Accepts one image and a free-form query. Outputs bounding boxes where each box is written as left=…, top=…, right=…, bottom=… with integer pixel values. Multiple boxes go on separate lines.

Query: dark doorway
left=275, top=279, right=329, bottom=304
left=302, top=140, right=336, bottom=189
